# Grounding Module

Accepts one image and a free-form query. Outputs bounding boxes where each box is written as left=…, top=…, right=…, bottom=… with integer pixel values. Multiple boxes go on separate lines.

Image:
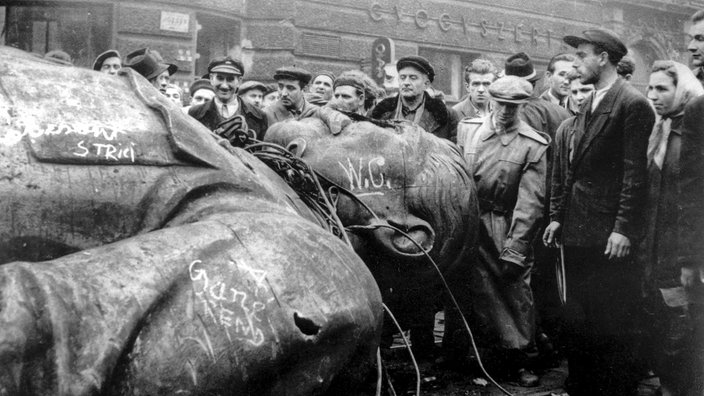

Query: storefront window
left=419, top=48, right=479, bottom=103
left=195, top=13, right=240, bottom=78
left=2, top=4, right=111, bottom=68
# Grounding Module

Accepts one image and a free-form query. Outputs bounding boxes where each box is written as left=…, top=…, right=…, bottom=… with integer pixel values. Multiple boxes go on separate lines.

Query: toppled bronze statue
left=0, top=46, right=382, bottom=395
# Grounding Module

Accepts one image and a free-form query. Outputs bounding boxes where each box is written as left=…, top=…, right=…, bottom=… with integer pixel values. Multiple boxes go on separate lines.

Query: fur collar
left=371, top=91, right=449, bottom=125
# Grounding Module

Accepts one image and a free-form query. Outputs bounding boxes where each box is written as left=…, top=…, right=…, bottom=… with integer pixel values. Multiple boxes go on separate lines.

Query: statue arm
left=0, top=208, right=380, bottom=395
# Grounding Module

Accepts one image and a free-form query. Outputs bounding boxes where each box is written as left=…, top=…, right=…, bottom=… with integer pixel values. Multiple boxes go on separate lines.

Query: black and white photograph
left=0, top=1, right=702, bottom=395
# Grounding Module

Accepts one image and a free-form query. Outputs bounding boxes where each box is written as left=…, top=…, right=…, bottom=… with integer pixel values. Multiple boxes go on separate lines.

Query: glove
left=213, top=115, right=255, bottom=147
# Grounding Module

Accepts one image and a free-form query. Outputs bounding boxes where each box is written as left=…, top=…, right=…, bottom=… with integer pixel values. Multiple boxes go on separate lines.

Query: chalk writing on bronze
left=189, top=259, right=267, bottom=347
left=338, top=156, right=392, bottom=193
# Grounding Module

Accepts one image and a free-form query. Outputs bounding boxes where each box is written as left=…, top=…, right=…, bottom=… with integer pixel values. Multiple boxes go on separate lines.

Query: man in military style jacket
left=452, top=76, right=549, bottom=387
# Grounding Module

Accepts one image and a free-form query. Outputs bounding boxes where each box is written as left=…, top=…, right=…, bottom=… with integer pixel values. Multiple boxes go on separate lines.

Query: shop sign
left=160, top=11, right=190, bottom=33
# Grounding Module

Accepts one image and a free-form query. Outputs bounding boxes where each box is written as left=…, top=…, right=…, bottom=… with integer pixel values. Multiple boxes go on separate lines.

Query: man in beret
left=451, top=76, right=549, bottom=386
left=542, top=28, right=655, bottom=396
left=371, top=55, right=458, bottom=142
left=188, top=56, right=267, bottom=139
left=238, top=81, right=266, bottom=109
left=328, top=70, right=381, bottom=115
left=93, top=50, right=121, bottom=75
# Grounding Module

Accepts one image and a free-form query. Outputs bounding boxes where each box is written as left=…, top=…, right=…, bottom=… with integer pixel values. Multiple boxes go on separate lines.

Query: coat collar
left=372, top=91, right=449, bottom=127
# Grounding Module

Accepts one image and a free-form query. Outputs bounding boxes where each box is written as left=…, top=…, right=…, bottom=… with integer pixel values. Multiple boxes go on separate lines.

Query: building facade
left=1, top=0, right=700, bottom=99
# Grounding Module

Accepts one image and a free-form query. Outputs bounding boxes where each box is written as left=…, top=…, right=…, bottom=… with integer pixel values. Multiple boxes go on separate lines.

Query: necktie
left=222, top=104, right=229, bottom=119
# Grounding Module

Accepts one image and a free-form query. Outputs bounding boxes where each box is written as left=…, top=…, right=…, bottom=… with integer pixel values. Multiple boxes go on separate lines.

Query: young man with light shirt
left=188, top=57, right=267, bottom=139
left=540, top=53, right=576, bottom=110
left=453, top=58, right=497, bottom=120
left=688, top=10, right=704, bottom=87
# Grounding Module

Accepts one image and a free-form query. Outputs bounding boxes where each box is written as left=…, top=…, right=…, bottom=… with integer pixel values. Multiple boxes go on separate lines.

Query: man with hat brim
left=371, top=55, right=458, bottom=142
left=93, top=50, right=121, bottom=75
left=542, top=28, right=655, bottom=396
left=504, top=52, right=570, bottom=142
left=188, top=56, right=267, bottom=140
left=238, top=81, right=267, bottom=109
left=124, top=48, right=177, bottom=93
left=448, top=75, right=549, bottom=386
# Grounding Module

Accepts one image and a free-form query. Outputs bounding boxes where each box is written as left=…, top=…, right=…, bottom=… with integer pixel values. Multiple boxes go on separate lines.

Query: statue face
left=264, top=118, right=475, bottom=269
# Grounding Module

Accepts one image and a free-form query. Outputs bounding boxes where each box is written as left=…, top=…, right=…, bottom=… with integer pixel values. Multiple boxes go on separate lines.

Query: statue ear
left=286, top=138, right=307, bottom=157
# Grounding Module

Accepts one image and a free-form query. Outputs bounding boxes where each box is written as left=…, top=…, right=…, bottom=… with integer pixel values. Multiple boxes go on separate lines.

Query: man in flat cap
left=93, top=50, right=121, bottom=75
left=188, top=56, right=267, bottom=139
left=371, top=55, right=458, bottom=142
left=264, top=67, right=317, bottom=125
left=449, top=76, right=549, bottom=386
left=263, top=67, right=352, bottom=138
left=238, top=81, right=267, bottom=109
left=542, top=28, right=655, bottom=396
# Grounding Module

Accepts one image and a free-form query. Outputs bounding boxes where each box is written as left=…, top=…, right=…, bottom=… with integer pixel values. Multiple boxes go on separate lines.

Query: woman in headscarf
left=641, top=60, right=704, bottom=396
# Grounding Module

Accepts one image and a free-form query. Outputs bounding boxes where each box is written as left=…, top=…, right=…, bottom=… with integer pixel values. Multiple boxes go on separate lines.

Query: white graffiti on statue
left=338, top=156, right=392, bottom=196
left=189, top=259, right=267, bottom=347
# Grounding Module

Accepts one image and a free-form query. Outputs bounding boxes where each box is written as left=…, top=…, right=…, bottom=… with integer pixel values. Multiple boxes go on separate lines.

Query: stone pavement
left=383, top=311, right=661, bottom=395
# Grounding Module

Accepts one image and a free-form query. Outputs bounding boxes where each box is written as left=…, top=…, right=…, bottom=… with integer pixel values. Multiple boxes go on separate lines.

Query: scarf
left=393, top=94, right=425, bottom=124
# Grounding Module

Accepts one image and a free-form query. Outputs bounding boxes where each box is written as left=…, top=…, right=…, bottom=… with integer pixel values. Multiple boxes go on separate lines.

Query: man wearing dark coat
left=543, top=29, right=655, bottom=396
left=188, top=56, right=268, bottom=139
left=371, top=56, right=458, bottom=143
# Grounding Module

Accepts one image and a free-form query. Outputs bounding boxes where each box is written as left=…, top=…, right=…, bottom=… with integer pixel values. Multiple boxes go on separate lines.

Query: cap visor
left=563, top=35, right=591, bottom=49
left=489, top=95, right=529, bottom=104
left=211, top=65, right=241, bottom=75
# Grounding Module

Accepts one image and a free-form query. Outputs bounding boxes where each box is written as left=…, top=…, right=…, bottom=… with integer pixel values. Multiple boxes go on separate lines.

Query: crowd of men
left=55, top=9, right=704, bottom=395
